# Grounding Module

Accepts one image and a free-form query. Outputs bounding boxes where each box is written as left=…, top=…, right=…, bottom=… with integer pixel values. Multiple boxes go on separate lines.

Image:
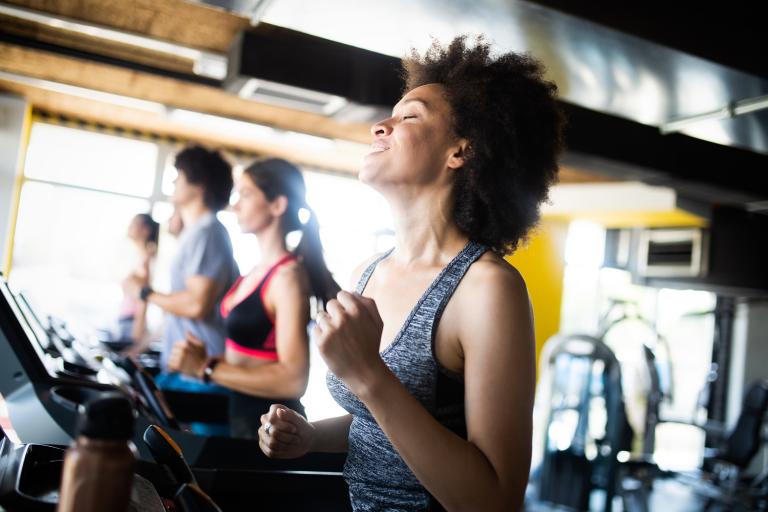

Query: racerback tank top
left=326, top=241, right=487, bottom=511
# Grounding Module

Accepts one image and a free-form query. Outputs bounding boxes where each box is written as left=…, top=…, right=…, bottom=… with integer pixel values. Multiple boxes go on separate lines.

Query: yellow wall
left=505, top=220, right=568, bottom=368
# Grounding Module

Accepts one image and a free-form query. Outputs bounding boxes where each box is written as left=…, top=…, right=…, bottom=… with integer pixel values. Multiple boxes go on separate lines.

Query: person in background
left=168, top=158, right=339, bottom=439
left=117, top=213, right=158, bottom=346
left=257, top=36, right=564, bottom=511
left=126, top=145, right=239, bottom=403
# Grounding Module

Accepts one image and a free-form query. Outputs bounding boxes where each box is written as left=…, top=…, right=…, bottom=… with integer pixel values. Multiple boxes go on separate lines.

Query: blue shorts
left=155, top=372, right=230, bottom=437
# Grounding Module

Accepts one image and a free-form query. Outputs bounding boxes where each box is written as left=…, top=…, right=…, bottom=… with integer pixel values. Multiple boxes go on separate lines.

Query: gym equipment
left=144, top=424, right=198, bottom=487
left=143, top=424, right=221, bottom=512
left=0, top=424, right=63, bottom=511
left=619, top=380, right=768, bottom=511
left=536, top=334, right=634, bottom=511
left=598, top=299, right=674, bottom=456
left=0, top=274, right=351, bottom=510
left=117, top=357, right=179, bottom=430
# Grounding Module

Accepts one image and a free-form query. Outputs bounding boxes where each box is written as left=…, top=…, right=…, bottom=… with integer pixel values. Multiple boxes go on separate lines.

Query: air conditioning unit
left=225, top=24, right=402, bottom=121
left=637, top=228, right=708, bottom=278
left=604, top=207, right=768, bottom=295
left=229, top=77, right=349, bottom=116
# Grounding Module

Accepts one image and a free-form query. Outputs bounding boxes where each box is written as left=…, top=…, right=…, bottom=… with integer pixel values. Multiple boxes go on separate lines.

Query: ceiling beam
left=563, top=103, right=768, bottom=204
left=0, top=13, right=196, bottom=76
left=0, top=78, right=370, bottom=174
left=0, top=41, right=373, bottom=144
left=1, top=0, right=248, bottom=53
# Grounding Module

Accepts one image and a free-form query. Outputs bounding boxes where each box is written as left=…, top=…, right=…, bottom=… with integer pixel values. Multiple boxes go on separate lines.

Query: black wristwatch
left=202, top=357, right=220, bottom=384
left=139, top=284, right=154, bottom=302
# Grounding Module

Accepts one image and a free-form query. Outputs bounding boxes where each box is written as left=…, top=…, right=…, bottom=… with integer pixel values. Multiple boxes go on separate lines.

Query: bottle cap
left=77, top=392, right=135, bottom=440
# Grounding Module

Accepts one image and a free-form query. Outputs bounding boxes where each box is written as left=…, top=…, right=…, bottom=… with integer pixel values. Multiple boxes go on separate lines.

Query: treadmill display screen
left=0, top=277, right=58, bottom=381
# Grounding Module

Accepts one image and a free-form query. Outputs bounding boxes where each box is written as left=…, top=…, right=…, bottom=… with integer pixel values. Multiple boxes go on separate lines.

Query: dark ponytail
left=135, top=213, right=160, bottom=249
left=243, top=158, right=340, bottom=305
left=294, top=207, right=340, bottom=305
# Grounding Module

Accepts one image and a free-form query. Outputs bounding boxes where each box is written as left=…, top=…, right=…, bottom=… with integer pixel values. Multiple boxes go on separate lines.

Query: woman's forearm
left=211, top=360, right=308, bottom=399
left=130, top=301, right=148, bottom=342
left=309, top=414, right=352, bottom=453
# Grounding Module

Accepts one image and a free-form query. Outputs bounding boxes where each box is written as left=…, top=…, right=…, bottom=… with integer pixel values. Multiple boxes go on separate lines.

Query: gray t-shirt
left=161, top=212, right=239, bottom=370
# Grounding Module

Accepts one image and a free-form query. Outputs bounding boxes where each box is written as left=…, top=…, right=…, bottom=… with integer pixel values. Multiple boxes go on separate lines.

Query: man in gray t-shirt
left=161, top=211, right=239, bottom=370
left=127, top=146, right=238, bottom=393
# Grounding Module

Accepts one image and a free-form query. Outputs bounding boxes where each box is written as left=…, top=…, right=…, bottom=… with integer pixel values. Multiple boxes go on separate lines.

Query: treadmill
left=0, top=274, right=350, bottom=510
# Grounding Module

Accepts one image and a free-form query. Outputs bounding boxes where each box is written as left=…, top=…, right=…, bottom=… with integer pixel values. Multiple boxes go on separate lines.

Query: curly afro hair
left=174, top=145, right=233, bottom=212
left=403, top=36, right=564, bottom=255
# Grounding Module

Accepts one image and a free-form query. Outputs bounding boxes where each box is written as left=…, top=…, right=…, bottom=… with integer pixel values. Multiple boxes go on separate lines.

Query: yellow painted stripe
left=3, top=103, right=33, bottom=276
left=543, top=209, right=707, bottom=228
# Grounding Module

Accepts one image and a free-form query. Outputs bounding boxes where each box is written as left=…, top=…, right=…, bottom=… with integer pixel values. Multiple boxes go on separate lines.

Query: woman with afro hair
left=258, top=36, right=564, bottom=511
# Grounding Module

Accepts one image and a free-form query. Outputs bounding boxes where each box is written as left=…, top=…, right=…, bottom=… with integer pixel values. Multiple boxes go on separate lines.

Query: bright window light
left=10, top=182, right=149, bottom=330
left=304, top=170, right=393, bottom=287
left=564, top=220, right=606, bottom=267
left=161, top=155, right=179, bottom=197
left=25, top=123, right=157, bottom=196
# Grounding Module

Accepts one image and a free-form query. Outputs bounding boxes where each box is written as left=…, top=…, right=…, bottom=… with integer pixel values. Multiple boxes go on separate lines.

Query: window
left=25, top=123, right=156, bottom=196
left=301, top=169, right=393, bottom=420
left=7, top=121, right=394, bottom=421
left=10, top=123, right=158, bottom=332
left=304, top=169, right=393, bottom=286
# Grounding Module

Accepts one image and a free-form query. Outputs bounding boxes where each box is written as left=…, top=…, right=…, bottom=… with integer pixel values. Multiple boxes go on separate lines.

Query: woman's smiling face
left=360, top=83, right=464, bottom=190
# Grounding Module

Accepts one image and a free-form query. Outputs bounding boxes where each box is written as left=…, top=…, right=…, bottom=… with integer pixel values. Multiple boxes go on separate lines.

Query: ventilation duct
left=225, top=24, right=401, bottom=121
left=230, top=77, right=348, bottom=115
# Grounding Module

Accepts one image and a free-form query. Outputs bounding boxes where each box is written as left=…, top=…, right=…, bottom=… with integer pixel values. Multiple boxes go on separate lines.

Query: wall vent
left=637, top=228, right=707, bottom=278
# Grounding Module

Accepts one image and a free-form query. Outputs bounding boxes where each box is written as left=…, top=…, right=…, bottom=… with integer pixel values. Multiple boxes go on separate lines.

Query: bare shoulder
left=450, top=251, right=532, bottom=339
left=460, top=251, right=529, bottom=302
left=270, top=259, right=311, bottom=296
left=455, top=251, right=535, bottom=360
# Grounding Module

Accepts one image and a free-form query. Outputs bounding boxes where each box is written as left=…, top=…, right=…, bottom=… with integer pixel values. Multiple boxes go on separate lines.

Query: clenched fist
left=313, top=291, right=387, bottom=396
left=167, top=331, right=208, bottom=378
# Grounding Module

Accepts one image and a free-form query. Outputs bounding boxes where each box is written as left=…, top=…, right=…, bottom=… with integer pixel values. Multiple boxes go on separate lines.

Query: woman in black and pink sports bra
left=167, top=158, right=339, bottom=439
left=221, top=253, right=296, bottom=362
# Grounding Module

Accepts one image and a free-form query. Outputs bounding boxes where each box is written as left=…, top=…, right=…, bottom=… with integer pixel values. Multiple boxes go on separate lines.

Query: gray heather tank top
left=326, top=241, right=487, bottom=512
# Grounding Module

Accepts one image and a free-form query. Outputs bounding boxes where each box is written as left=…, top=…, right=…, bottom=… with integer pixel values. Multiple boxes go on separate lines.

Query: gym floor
left=526, top=477, right=750, bottom=511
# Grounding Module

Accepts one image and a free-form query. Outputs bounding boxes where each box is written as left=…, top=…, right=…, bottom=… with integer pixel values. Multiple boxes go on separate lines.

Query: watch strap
left=202, top=357, right=220, bottom=384
left=139, top=284, right=154, bottom=301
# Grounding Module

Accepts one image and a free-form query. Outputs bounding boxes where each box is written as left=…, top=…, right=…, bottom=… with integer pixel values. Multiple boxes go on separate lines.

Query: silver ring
left=264, top=422, right=272, bottom=435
